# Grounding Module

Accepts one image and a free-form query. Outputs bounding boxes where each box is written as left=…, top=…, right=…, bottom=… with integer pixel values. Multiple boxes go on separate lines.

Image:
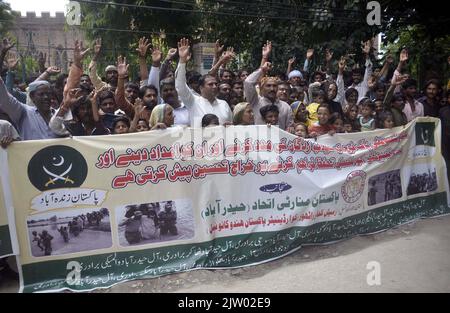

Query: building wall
left=10, top=12, right=85, bottom=73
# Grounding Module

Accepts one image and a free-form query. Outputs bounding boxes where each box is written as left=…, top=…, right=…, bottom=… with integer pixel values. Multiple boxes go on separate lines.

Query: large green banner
left=2, top=117, right=448, bottom=292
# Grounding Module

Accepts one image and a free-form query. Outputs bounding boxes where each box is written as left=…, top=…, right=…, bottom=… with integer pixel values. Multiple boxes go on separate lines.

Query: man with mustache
left=175, top=38, right=232, bottom=127
left=244, top=41, right=293, bottom=131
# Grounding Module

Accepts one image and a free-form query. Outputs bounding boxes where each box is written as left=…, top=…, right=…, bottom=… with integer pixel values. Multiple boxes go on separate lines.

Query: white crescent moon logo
left=52, top=155, right=65, bottom=167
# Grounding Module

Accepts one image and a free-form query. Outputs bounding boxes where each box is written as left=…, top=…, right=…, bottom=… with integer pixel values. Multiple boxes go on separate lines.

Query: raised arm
left=391, top=49, right=408, bottom=93
left=244, top=61, right=272, bottom=108
left=212, top=40, right=224, bottom=67
left=49, top=88, right=83, bottom=136
left=88, top=38, right=107, bottom=91
left=0, top=38, right=15, bottom=72
left=0, top=77, right=25, bottom=126
left=174, top=38, right=196, bottom=109
left=160, top=48, right=177, bottom=81
left=260, top=40, right=272, bottom=68
left=34, top=66, right=61, bottom=83
left=324, top=49, right=333, bottom=75
left=361, top=40, right=373, bottom=90
left=286, top=57, right=295, bottom=77
left=129, top=98, right=146, bottom=132
left=148, top=46, right=162, bottom=100
left=64, top=40, right=89, bottom=99
left=384, top=74, right=408, bottom=108
left=335, top=56, right=346, bottom=105
left=115, top=55, right=134, bottom=118
left=136, top=37, right=151, bottom=85
left=208, top=47, right=235, bottom=78
left=304, top=48, right=314, bottom=73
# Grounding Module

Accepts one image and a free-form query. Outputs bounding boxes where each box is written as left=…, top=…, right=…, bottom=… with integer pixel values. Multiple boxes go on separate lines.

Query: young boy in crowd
left=308, top=104, right=335, bottom=137
left=260, top=105, right=279, bottom=126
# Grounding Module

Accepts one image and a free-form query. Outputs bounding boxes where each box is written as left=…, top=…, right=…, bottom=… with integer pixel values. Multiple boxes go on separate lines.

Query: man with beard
left=244, top=41, right=293, bottom=131
left=217, top=82, right=232, bottom=104
left=419, top=79, right=441, bottom=118
left=402, top=78, right=424, bottom=122
left=175, top=38, right=232, bottom=127
left=0, top=40, right=90, bottom=140
left=79, top=74, right=93, bottom=95
left=160, top=78, right=190, bottom=126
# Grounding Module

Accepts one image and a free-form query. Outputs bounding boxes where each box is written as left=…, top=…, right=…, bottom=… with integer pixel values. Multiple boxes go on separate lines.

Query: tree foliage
left=0, top=0, right=16, bottom=34
left=74, top=0, right=448, bottom=83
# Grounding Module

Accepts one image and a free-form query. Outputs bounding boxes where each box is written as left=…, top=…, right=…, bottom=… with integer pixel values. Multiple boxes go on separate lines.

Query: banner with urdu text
left=0, top=150, right=18, bottom=258
left=2, top=117, right=449, bottom=293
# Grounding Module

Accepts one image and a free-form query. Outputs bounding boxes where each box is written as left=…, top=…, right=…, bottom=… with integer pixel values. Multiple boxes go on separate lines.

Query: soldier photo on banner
left=117, top=199, right=194, bottom=247
left=27, top=208, right=112, bottom=257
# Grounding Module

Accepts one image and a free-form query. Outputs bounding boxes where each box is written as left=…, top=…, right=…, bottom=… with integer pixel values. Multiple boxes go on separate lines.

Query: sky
left=6, top=0, right=69, bottom=16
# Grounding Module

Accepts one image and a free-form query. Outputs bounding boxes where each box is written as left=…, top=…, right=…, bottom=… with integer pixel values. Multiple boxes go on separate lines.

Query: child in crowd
left=374, top=99, right=384, bottom=114
left=330, top=113, right=345, bottom=133
left=136, top=119, right=150, bottom=132
left=260, top=105, right=279, bottom=126
left=112, top=116, right=130, bottom=134
left=344, top=88, right=358, bottom=113
left=343, top=118, right=354, bottom=133
left=345, top=104, right=361, bottom=132
left=201, top=114, right=220, bottom=127
left=308, top=104, right=335, bottom=137
left=293, top=122, right=308, bottom=138
left=358, top=98, right=376, bottom=131
left=376, top=111, right=395, bottom=129
left=306, top=90, right=326, bottom=125
left=389, top=93, right=408, bottom=127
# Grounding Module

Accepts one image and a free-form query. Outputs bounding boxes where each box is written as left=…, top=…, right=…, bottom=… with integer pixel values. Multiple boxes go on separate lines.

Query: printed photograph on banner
left=116, top=199, right=194, bottom=247
left=27, top=208, right=112, bottom=257
left=408, top=122, right=436, bottom=159
left=367, top=170, right=403, bottom=206
left=406, top=164, right=438, bottom=196
left=415, top=122, right=435, bottom=147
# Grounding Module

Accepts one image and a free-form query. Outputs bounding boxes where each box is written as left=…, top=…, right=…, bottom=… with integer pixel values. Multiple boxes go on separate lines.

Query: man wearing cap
left=288, top=70, right=303, bottom=88
left=0, top=40, right=87, bottom=140
left=0, top=78, right=59, bottom=140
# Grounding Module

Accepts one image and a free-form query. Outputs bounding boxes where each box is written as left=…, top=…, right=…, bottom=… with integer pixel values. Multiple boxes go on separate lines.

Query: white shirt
left=175, top=63, right=232, bottom=127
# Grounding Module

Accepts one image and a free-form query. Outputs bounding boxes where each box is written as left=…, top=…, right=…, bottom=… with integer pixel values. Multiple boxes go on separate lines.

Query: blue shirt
left=0, top=77, right=59, bottom=141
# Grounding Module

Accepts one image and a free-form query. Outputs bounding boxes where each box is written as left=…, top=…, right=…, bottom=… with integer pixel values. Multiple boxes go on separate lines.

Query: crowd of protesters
left=0, top=33, right=449, bottom=275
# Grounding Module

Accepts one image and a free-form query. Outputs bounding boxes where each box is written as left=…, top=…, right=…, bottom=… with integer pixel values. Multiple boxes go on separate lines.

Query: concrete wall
left=10, top=11, right=85, bottom=73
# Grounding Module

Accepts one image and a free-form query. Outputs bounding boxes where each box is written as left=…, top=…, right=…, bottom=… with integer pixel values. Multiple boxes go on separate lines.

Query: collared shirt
left=403, top=99, right=424, bottom=122
left=418, top=96, right=440, bottom=118
left=244, top=69, right=294, bottom=130
left=173, top=103, right=190, bottom=126
left=0, top=78, right=58, bottom=141
left=175, top=63, right=232, bottom=127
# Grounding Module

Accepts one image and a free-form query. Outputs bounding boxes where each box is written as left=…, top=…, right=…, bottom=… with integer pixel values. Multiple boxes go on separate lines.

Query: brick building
left=9, top=11, right=85, bottom=73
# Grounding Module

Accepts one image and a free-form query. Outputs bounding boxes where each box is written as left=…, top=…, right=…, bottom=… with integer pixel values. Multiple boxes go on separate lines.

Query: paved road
left=2, top=214, right=450, bottom=293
